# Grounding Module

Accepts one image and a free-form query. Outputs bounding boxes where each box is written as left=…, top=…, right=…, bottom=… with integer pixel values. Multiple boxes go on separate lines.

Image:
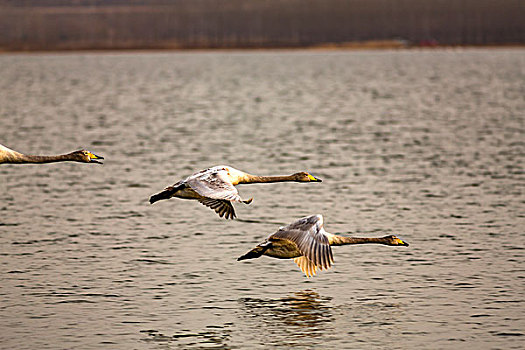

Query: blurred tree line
left=0, top=0, right=523, bottom=50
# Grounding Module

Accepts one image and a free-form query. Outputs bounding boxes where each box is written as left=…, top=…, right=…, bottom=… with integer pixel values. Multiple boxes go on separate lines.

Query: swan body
left=0, top=144, right=103, bottom=164
left=149, top=165, right=322, bottom=219
left=238, top=214, right=409, bottom=277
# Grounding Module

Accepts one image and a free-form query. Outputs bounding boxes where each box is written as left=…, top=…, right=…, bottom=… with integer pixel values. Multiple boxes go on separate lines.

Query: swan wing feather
left=197, top=198, right=236, bottom=219
left=293, top=256, right=319, bottom=277
left=271, top=214, right=333, bottom=270
left=185, top=167, right=243, bottom=202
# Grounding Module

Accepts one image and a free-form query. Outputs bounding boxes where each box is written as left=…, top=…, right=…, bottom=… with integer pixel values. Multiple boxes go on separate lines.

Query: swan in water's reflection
left=241, top=290, right=333, bottom=332
left=238, top=214, right=409, bottom=277
left=149, top=165, right=321, bottom=219
left=0, top=144, right=103, bottom=164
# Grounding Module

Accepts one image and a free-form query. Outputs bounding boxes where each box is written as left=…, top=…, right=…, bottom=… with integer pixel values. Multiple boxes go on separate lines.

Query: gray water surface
left=1, top=49, right=524, bottom=349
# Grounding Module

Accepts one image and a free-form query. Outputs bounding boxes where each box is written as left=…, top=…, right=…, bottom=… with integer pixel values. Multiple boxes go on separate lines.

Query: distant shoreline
left=1, top=42, right=524, bottom=55
left=3, top=1, right=523, bottom=53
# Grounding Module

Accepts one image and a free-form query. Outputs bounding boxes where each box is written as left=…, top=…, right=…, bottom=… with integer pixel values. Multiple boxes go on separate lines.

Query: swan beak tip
left=89, top=153, right=104, bottom=164
left=309, top=174, right=322, bottom=182
left=397, top=238, right=409, bottom=247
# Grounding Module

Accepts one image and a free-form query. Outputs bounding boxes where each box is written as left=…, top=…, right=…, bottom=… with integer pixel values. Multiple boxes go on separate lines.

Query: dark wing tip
left=199, top=198, right=237, bottom=220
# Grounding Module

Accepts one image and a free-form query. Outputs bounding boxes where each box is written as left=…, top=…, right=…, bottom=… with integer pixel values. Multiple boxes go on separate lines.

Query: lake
left=1, top=49, right=524, bottom=349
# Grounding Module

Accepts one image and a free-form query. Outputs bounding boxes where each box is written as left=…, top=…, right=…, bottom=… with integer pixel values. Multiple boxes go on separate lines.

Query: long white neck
left=326, top=233, right=392, bottom=246
left=0, top=145, right=74, bottom=164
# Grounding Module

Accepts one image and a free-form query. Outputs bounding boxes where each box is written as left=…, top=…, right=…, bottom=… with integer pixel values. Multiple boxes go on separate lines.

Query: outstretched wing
left=186, top=167, right=244, bottom=202
left=271, top=214, right=334, bottom=272
left=197, top=197, right=236, bottom=219
left=293, top=256, right=319, bottom=277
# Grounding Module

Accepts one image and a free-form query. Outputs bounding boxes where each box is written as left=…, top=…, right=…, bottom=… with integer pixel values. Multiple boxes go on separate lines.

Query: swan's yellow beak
left=88, top=152, right=104, bottom=164
left=395, top=237, right=409, bottom=246
left=308, top=174, right=322, bottom=182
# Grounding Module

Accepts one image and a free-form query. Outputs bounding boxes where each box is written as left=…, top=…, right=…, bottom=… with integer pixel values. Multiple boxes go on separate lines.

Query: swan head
left=73, top=150, right=104, bottom=164
left=383, top=235, right=409, bottom=246
left=293, top=172, right=322, bottom=182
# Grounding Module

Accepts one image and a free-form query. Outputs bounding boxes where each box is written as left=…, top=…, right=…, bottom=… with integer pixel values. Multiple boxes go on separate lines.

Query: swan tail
left=237, top=242, right=271, bottom=261
left=149, top=184, right=183, bottom=204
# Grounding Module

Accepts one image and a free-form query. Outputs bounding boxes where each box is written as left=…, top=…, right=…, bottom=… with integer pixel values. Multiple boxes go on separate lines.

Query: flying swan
left=149, top=165, right=322, bottom=219
left=0, top=144, right=103, bottom=165
left=238, top=214, right=409, bottom=277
